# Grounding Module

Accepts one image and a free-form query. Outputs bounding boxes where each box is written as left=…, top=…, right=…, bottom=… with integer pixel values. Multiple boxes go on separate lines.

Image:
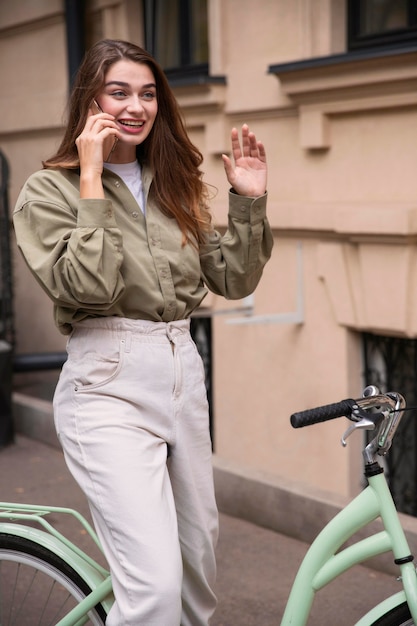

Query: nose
left=126, top=96, right=144, bottom=115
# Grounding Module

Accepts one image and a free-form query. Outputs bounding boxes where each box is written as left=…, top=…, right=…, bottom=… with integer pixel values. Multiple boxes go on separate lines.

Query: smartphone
left=91, top=100, right=118, bottom=162
left=92, top=99, right=103, bottom=114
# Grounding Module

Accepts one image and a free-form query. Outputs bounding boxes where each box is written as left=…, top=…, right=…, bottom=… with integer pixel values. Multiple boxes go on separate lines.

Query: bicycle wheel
left=371, top=601, right=414, bottom=625
left=0, top=532, right=107, bottom=625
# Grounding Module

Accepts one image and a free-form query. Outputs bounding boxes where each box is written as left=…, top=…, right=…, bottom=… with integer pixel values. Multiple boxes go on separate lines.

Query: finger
left=90, top=121, right=120, bottom=145
left=230, top=127, right=242, bottom=162
left=86, top=111, right=117, bottom=135
left=222, top=154, right=234, bottom=180
left=241, top=124, right=251, bottom=157
left=88, top=107, right=115, bottom=119
left=248, top=132, right=259, bottom=157
left=256, top=140, right=267, bottom=162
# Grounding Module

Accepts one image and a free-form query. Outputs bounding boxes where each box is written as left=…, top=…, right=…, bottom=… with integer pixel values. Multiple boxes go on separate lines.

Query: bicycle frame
left=0, top=503, right=114, bottom=625
left=281, top=469, right=417, bottom=625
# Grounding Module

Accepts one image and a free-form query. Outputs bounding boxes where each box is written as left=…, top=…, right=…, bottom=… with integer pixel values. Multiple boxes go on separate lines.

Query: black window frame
left=348, top=0, right=417, bottom=51
left=144, top=0, right=209, bottom=84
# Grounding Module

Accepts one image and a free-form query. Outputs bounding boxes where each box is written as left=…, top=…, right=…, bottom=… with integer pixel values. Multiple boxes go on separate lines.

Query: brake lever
left=341, top=411, right=384, bottom=447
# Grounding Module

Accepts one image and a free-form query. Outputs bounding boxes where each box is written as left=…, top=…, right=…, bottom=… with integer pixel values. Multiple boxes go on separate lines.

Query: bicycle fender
left=0, top=522, right=114, bottom=613
left=355, top=591, right=407, bottom=625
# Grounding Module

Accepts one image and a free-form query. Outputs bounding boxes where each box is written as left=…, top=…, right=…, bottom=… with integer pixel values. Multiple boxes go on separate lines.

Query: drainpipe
left=64, top=0, right=86, bottom=89
left=13, top=353, right=67, bottom=373
left=0, top=151, right=14, bottom=448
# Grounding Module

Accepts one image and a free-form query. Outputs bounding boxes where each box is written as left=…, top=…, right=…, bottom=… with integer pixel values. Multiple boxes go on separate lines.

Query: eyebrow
left=104, top=81, right=157, bottom=89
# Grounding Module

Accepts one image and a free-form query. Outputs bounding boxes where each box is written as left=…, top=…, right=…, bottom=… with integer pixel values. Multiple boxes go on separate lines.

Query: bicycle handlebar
left=290, top=387, right=406, bottom=461
left=290, top=399, right=357, bottom=428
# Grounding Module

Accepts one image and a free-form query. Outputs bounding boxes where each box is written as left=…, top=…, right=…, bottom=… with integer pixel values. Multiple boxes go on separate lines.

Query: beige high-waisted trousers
left=53, top=317, right=218, bottom=626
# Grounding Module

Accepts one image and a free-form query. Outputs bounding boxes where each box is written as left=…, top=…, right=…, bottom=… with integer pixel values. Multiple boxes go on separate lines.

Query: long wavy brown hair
left=44, top=39, right=212, bottom=244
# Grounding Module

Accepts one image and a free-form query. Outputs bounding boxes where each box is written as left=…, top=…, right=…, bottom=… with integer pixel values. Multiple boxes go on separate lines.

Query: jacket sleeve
left=13, top=172, right=125, bottom=309
left=199, top=191, right=273, bottom=300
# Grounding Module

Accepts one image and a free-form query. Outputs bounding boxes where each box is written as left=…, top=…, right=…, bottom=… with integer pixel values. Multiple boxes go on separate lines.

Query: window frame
left=144, top=0, right=209, bottom=84
left=348, top=0, right=417, bottom=51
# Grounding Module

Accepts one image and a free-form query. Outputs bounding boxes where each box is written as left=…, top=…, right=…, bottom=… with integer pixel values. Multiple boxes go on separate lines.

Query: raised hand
left=222, top=124, right=267, bottom=197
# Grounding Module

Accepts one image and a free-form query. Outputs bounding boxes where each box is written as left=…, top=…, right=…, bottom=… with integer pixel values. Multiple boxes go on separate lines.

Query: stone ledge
left=12, top=392, right=60, bottom=450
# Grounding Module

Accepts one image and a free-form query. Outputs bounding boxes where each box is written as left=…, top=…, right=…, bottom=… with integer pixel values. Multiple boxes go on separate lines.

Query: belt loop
left=122, top=330, right=132, bottom=353
left=166, top=323, right=176, bottom=343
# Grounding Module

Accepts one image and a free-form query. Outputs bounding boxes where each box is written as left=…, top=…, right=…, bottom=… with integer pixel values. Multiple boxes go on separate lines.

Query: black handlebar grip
left=290, top=399, right=357, bottom=428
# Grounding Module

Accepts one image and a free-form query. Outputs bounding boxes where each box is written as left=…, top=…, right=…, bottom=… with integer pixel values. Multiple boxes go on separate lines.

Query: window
left=144, top=0, right=208, bottom=81
left=348, top=0, right=417, bottom=50
left=363, top=332, right=417, bottom=516
left=190, top=316, right=213, bottom=447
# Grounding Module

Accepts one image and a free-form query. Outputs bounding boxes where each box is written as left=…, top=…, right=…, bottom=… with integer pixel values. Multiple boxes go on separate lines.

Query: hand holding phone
left=91, top=100, right=119, bottom=162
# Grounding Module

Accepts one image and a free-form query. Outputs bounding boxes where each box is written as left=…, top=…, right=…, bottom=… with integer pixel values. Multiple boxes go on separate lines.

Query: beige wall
left=1, top=0, right=414, bottom=498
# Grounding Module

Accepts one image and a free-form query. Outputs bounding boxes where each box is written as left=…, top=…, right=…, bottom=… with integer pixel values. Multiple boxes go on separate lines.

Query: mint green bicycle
left=0, top=501, right=113, bottom=625
left=283, top=385, right=417, bottom=625
left=0, top=385, right=416, bottom=625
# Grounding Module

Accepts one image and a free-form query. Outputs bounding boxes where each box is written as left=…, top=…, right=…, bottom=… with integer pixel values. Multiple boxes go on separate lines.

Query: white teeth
left=120, top=121, right=144, bottom=127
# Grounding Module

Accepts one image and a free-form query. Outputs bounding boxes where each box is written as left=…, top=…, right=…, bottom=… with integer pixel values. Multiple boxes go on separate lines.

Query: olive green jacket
left=13, top=166, right=273, bottom=335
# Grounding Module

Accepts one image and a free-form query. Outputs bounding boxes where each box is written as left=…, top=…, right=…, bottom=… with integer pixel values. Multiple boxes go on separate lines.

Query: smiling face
left=95, top=59, right=158, bottom=163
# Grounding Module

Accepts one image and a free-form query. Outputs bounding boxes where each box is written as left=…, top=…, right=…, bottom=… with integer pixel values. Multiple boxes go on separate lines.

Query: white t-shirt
left=104, top=160, right=145, bottom=215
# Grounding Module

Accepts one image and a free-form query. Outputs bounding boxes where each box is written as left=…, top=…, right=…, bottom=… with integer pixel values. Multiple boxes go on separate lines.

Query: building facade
left=2, top=0, right=417, bottom=509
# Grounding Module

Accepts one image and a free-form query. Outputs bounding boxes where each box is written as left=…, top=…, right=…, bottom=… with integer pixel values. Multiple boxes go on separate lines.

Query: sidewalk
left=0, top=434, right=399, bottom=625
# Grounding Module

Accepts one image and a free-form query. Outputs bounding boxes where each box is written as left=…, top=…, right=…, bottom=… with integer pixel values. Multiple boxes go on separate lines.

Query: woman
left=13, top=39, right=273, bottom=625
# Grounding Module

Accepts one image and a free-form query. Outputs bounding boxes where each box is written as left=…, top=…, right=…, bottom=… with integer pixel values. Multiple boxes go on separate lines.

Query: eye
left=142, top=91, right=156, bottom=100
left=111, top=90, right=127, bottom=98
